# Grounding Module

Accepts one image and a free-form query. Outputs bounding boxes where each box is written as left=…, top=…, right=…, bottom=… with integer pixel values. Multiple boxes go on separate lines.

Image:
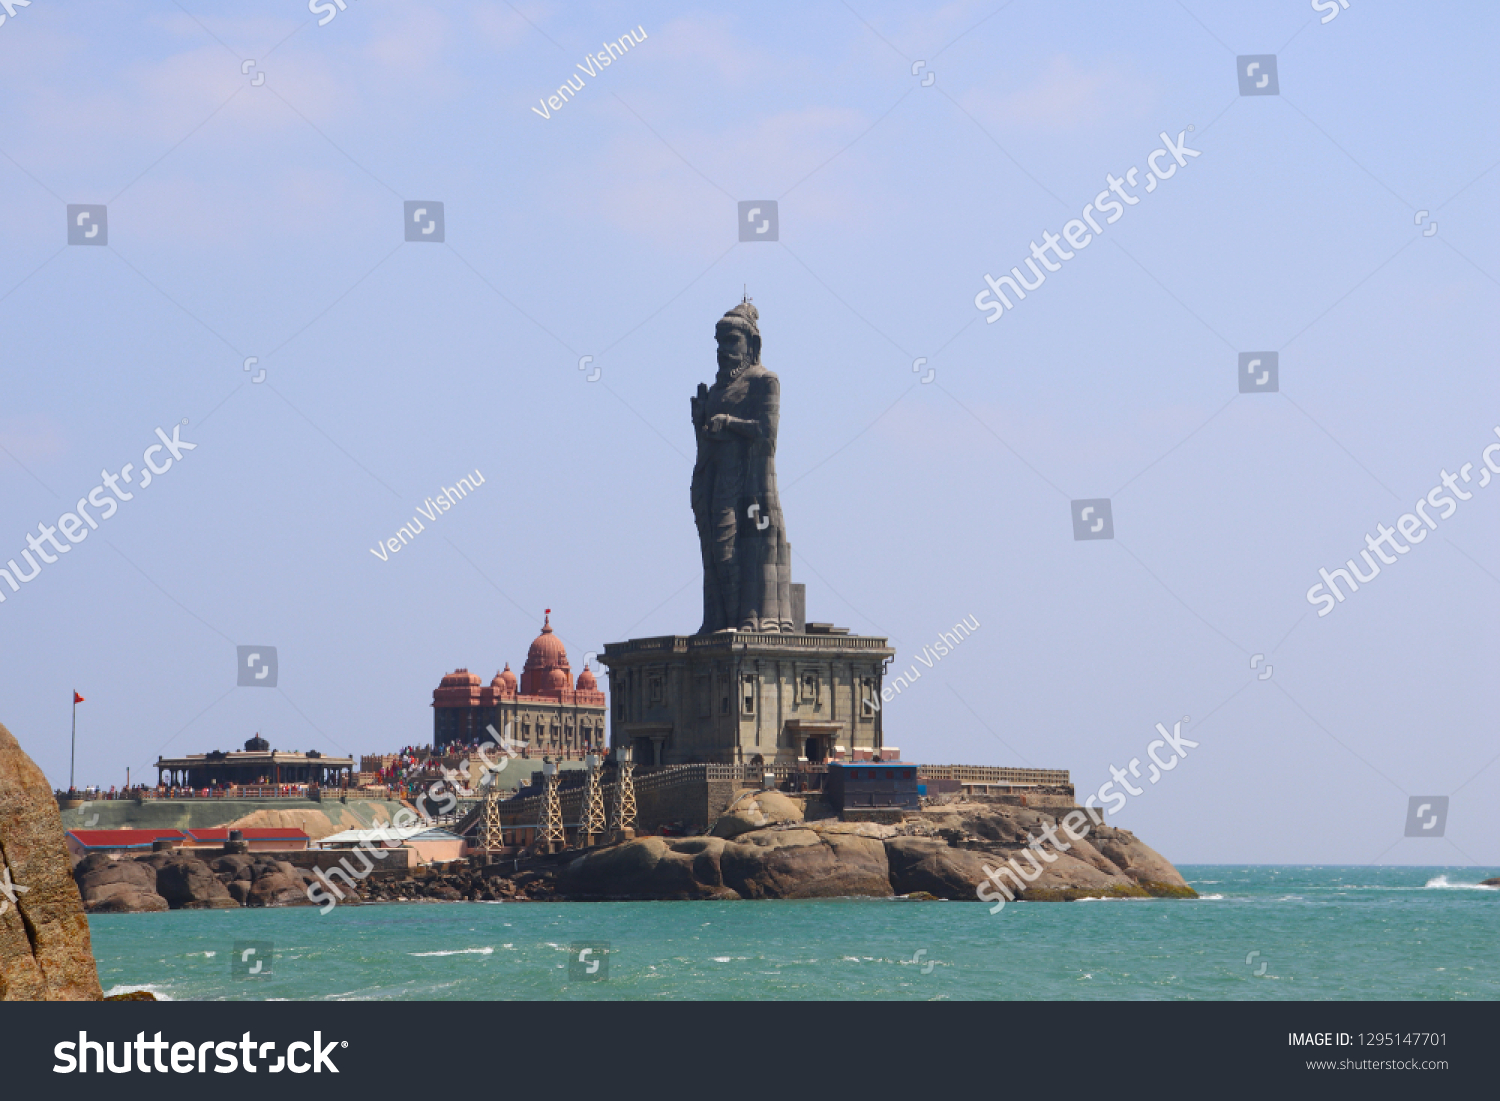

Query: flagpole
left=70, top=692, right=77, bottom=791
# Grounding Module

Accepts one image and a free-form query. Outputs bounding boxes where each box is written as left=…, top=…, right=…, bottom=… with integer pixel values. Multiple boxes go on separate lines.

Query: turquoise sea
left=87, top=867, right=1499, bottom=1001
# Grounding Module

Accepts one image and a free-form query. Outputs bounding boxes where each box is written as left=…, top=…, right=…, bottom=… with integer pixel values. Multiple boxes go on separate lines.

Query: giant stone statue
left=691, top=301, right=793, bottom=634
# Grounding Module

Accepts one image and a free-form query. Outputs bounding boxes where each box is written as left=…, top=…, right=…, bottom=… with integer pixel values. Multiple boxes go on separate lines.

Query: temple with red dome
left=431, top=611, right=606, bottom=755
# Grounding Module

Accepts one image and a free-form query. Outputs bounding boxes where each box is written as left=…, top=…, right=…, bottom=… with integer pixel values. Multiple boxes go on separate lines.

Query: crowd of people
left=56, top=781, right=323, bottom=801
left=54, top=784, right=152, bottom=801
left=57, top=736, right=583, bottom=805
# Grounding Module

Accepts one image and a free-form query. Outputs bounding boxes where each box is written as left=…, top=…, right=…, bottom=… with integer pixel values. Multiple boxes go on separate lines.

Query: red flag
left=73, top=691, right=84, bottom=704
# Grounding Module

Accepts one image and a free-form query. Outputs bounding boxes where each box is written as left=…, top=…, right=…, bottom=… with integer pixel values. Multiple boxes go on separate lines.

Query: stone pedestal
left=599, top=628, right=894, bottom=766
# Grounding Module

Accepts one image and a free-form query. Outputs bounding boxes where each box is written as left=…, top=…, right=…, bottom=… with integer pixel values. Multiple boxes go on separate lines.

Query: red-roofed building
left=65, top=829, right=185, bottom=859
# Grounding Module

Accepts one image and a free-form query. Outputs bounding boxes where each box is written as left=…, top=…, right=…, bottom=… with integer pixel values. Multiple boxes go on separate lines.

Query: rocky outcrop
left=557, top=836, right=738, bottom=900
left=557, top=799, right=1194, bottom=904
left=885, top=837, right=997, bottom=898
left=75, top=854, right=169, bottom=914
left=709, top=790, right=804, bottom=839
left=558, top=826, right=900, bottom=901
left=721, top=829, right=890, bottom=899
left=60, top=796, right=1196, bottom=913
left=149, top=855, right=240, bottom=910
left=0, top=721, right=104, bottom=1000
left=74, top=852, right=330, bottom=912
left=912, top=803, right=1195, bottom=901
left=72, top=849, right=545, bottom=911
left=244, top=861, right=317, bottom=908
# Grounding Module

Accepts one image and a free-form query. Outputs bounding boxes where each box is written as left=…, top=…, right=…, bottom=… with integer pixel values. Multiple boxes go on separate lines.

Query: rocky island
left=66, top=786, right=1193, bottom=911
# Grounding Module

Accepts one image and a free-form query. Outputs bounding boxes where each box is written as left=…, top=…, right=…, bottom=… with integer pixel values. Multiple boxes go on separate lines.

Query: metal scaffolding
left=480, top=785, right=505, bottom=851
left=537, top=756, right=566, bottom=854
left=581, top=754, right=607, bottom=847
left=609, top=751, right=637, bottom=843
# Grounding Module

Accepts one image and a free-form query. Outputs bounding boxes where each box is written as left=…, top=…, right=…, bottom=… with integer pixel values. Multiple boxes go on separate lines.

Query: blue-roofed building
left=825, top=760, right=920, bottom=812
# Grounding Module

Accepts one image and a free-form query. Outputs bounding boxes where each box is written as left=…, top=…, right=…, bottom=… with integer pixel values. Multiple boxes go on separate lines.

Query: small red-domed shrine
left=431, top=611, right=606, bottom=756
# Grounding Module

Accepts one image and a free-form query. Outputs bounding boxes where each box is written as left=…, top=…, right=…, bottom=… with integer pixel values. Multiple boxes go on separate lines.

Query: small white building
left=317, top=825, right=465, bottom=865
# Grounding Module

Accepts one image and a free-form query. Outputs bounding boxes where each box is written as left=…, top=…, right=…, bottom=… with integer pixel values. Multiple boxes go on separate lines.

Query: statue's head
left=715, top=302, right=761, bottom=377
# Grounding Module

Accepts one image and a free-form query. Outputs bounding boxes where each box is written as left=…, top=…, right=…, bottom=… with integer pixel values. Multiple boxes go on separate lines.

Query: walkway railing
left=915, top=764, right=1070, bottom=785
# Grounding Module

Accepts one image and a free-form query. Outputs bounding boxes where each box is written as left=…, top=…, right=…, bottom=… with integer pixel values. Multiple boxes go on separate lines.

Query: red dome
left=576, top=664, right=597, bottom=691
left=440, top=668, right=480, bottom=688
left=520, top=610, right=572, bottom=696
left=526, top=613, right=568, bottom=669
left=493, top=663, right=517, bottom=691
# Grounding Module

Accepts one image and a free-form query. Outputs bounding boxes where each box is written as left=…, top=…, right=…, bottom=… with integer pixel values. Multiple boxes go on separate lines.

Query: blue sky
left=1, top=0, right=1496, bottom=866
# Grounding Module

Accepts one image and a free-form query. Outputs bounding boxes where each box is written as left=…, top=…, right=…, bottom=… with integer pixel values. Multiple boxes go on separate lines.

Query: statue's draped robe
left=692, top=364, right=792, bottom=633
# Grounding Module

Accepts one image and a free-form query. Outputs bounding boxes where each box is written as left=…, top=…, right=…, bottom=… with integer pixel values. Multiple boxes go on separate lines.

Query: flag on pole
left=74, top=691, right=85, bottom=704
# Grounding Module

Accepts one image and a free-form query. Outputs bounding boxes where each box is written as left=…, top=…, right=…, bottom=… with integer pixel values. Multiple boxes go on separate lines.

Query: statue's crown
left=719, top=301, right=759, bottom=329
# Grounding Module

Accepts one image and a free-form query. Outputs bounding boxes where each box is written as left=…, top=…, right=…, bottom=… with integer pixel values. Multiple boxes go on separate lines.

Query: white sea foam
left=104, top=983, right=173, bottom=1001
left=409, top=947, right=494, bottom=957
left=1193, top=893, right=1226, bottom=900
left=1423, top=875, right=1498, bottom=891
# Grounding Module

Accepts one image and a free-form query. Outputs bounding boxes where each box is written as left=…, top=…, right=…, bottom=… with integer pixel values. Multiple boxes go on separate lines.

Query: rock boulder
left=76, top=856, right=170, bottom=914
left=0, top=720, right=104, bottom=1000
left=154, top=857, right=239, bottom=909
left=884, top=837, right=996, bottom=898
left=558, top=836, right=739, bottom=900
left=720, top=828, right=891, bottom=899
left=709, top=790, right=805, bottom=839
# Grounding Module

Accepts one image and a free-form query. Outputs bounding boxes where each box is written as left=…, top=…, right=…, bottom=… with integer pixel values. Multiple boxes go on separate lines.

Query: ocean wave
left=408, top=947, right=495, bottom=957
left=1192, top=893, right=1226, bottom=900
left=104, top=984, right=173, bottom=1001
left=1423, top=875, right=1498, bottom=891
